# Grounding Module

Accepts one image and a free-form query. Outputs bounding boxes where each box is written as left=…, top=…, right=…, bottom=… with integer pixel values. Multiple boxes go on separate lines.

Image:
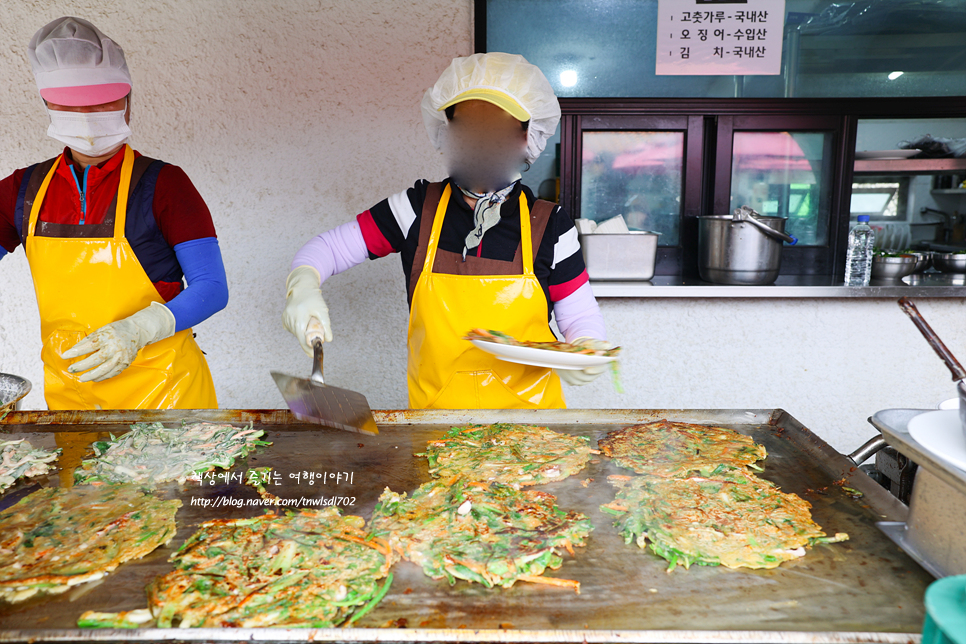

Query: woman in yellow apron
left=282, top=53, right=610, bottom=409
left=0, top=17, right=224, bottom=410
left=25, top=146, right=217, bottom=410
left=405, top=182, right=565, bottom=409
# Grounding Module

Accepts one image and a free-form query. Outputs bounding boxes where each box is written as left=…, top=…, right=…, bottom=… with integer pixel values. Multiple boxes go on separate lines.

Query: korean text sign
left=656, top=0, right=786, bottom=75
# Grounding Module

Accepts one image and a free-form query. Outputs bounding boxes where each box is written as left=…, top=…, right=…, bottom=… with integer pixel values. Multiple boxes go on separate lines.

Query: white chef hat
left=421, top=52, right=561, bottom=164
left=27, top=16, right=131, bottom=107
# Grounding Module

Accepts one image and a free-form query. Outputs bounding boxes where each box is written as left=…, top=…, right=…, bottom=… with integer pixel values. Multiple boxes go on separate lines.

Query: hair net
left=421, top=52, right=560, bottom=165
left=28, top=16, right=131, bottom=107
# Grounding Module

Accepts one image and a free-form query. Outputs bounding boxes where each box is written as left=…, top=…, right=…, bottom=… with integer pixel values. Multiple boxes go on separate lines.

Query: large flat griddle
left=0, top=408, right=931, bottom=643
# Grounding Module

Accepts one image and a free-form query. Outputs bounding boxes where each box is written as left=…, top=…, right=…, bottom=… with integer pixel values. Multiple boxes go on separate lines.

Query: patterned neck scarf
left=457, top=180, right=519, bottom=261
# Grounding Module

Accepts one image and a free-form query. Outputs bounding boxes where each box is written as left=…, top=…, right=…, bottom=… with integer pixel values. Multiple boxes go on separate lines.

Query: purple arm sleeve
left=290, top=220, right=369, bottom=284
left=553, top=282, right=607, bottom=342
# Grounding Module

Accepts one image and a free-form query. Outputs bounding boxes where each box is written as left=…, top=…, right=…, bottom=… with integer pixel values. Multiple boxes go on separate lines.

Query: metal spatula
left=271, top=321, right=378, bottom=435
left=898, top=298, right=966, bottom=420
left=898, top=297, right=966, bottom=384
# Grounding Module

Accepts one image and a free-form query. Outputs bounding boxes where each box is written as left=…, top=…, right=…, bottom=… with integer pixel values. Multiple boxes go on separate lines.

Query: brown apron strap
left=33, top=155, right=158, bottom=240
left=429, top=195, right=556, bottom=275
left=408, top=181, right=445, bottom=305
left=34, top=220, right=114, bottom=239
left=102, top=155, right=156, bottom=227
left=407, top=188, right=558, bottom=304
left=21, top=157, right=58, bottom=240
left=528, top=199, right=555, bottom=266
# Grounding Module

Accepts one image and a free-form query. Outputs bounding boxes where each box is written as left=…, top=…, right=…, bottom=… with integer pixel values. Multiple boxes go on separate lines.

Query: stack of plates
left=854, top=149, right=920, bottom=160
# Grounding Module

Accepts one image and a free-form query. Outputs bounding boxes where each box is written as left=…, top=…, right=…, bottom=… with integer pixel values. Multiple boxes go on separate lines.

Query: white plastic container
left=578, top=231, right=658, bottom=281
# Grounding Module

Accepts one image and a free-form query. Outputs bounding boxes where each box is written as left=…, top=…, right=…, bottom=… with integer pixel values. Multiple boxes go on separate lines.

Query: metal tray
left=869, top=408, right=966, bottom=578
left=0, top=408, right=932, bottom=643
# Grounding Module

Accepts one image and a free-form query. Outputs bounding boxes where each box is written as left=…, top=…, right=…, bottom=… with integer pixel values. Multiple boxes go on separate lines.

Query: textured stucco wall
left=2, top=1, right=964, bottom=455
left=0, top=0, right=469, bottom=412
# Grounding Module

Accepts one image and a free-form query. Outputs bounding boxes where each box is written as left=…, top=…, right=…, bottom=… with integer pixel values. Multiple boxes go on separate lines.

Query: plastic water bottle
left=844, top=215, right=875, bottom=286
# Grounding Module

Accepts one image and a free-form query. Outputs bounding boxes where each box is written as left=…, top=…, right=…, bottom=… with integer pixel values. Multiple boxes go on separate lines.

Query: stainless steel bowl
left=932, top=253, right=966, bottom=274
left=909, top=251, right=932, bottom=273
left=0, top=373, right=31, bottom=413
left=870, top=255, right=918, bottom=280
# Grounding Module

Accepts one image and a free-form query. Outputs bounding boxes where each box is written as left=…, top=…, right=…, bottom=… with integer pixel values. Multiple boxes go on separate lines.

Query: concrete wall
left=2, top=1, right=965, bottom=455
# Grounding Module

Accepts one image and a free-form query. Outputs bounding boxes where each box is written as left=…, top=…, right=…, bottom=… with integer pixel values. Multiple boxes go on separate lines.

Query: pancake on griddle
left=371, top=479, right=591, bottom=592
left=80, top=507, right=394, bottom=628
left=465, top=328, right=622, bottom=357
left=0, top=485, right=179, bottom=603
left=422, top=423, right=596, bottom=486
left=601, top=473, right=847, bottom=571
left=598, top=419, right=766, bottom=477
left=74, top=420, right=270, bottom=485
left=0, top=439, right=60, bottom=493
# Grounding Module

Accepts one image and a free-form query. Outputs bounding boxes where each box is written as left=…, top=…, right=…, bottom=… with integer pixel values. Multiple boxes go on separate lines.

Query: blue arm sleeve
left=0, top=246, right=7, bottom=261
left=166, top=237, right=229, bottom=333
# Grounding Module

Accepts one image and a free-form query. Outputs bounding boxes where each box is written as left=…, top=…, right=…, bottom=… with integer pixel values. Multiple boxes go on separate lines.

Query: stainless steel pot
left=0, top=373, right=31, bottom=412
left=697, top=212, right=794, bottom=285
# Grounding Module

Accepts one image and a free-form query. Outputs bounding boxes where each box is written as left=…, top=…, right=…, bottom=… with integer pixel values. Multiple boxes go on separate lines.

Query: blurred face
left=443, top=99, right=528, bottom=193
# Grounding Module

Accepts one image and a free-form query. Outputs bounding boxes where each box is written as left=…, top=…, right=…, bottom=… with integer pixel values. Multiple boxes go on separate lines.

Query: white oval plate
left=854, top=149, right=919, bottom=160
left=470, top=339, right=615, bottom=371
left=908, top=409, right=966, bottom=472
left=938, top=397, right=960, bottom=410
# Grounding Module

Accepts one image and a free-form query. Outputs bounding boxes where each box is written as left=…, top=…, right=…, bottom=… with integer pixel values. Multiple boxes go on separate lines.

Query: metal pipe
left=921, top=207, right=952, bottom=227
left=849, top=435, right=888, bottom=465
left=783, top=26, right=801, bottom=98
left=921, top=207, right=954, bottom=242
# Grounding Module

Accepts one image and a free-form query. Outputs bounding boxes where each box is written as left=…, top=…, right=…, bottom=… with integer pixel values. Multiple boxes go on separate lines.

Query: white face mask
left=46, top=105, right=132, bottom=157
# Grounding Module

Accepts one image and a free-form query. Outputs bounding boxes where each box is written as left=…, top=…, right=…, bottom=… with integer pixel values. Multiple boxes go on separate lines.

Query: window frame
left=716, top=114, right=846, bottom=276
left=558, top=96, right=965, bottom=278
left=850, top=178, right=909, bottom=223
left=561, top=114, right=704, bottom=276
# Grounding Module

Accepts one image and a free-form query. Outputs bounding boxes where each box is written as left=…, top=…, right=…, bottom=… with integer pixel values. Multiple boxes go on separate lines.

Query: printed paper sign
left=656, top=0, right=786, bottom=75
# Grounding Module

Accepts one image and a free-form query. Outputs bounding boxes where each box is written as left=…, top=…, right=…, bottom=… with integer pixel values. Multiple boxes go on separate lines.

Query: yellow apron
left=407, top=183, right=566, bottom=409
left=24, top=145, right=217, bottom=410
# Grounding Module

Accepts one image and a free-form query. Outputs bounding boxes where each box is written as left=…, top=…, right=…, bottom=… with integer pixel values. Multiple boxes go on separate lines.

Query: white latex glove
left=60, top=302, right=176, bottom=382
left=555, top=337, right=613, bottom=387
left=281, top=265, right=333, bottom=356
